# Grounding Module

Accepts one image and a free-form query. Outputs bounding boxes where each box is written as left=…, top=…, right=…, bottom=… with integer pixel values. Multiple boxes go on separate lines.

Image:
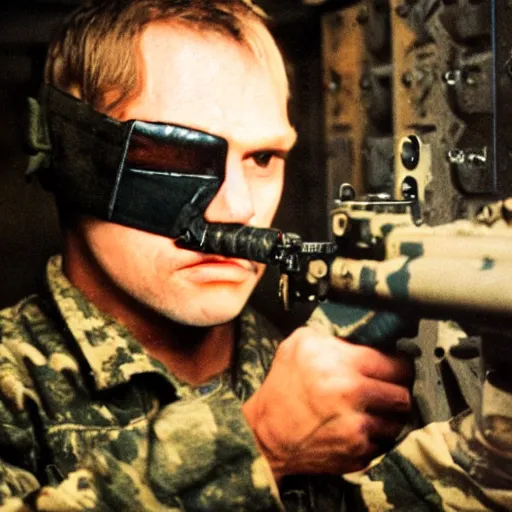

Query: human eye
left=252, top=151, right=276, bottom=168
left=249, top=150, right=288, bottom=170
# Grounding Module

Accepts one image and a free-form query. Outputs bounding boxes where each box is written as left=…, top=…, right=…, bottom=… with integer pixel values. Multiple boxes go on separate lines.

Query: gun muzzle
left=200, top=224, right=280, bottom=262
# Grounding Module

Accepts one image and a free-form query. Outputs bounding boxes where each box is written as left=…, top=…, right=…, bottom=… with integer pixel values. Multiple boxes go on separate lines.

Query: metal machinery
left=315, top=0, right=512, bottom=425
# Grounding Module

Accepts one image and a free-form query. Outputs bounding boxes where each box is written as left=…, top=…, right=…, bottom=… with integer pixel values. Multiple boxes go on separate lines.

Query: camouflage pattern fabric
left=309, top=307, right=512, bottom=511
left=0, top=256, right=511, bottom=510
left=342, top=411, right=512, bottom=511
left=0, top=255, right=283, bottom=511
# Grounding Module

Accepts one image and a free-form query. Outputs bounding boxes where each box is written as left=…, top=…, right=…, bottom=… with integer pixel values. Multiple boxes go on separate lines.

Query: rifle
left=186, top=181, right=512, bottom=457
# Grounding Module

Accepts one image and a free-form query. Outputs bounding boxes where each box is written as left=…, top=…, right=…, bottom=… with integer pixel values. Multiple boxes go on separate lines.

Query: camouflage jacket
left=0, top=256, right=511, bottom=511
left=0, top=255, right=285, bottom=511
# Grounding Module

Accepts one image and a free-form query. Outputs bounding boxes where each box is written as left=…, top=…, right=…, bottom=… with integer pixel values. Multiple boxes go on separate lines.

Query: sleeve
left=0, top=383, right=284, bottom=511
left=85, top=385, right=284, bottom=512
left=0, top=305, right=284, bottom=511
left=0, top=340, right=44, bottom=509
left=341, top=410, right=512, bottom=511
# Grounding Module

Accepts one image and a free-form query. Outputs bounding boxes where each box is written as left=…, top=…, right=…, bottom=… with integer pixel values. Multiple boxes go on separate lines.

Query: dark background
left=0, top=0, right=330, bottom=332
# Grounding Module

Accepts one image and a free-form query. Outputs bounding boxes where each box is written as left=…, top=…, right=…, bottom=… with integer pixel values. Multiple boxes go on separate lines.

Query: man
left=1, top=0, right=509, bottom=510
left=0, top=1, right=414, bottom=509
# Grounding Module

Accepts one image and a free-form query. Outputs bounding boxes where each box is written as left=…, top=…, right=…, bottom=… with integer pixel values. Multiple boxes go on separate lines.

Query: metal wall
left=320, top=0, right=510, bottom=423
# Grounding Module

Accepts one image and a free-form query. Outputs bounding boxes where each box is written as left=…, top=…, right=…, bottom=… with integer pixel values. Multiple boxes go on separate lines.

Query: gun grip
left=319, top=301, right=419, bottom=352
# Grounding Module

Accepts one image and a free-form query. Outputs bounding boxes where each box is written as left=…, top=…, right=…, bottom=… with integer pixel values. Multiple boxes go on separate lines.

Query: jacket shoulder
left=0, top=294, right=66, bottom=410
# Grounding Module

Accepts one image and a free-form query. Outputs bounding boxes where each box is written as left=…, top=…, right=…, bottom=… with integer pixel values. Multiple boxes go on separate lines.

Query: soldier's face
left=76, top=21, right=296, bottom=326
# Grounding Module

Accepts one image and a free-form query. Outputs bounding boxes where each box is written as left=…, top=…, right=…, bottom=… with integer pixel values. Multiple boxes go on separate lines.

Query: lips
left=183, top=255, right=257, bottom=272
left=178, top=254, right=259, bottom=285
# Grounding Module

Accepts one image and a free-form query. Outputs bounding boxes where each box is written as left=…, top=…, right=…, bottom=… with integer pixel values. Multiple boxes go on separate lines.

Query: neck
left=137, top=320, right=235, bottom=386
left=62, top=228, right=235, bottom=386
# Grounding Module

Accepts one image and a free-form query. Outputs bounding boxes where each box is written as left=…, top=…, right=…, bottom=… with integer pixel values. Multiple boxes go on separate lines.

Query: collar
left=46, top=255, right=282, bottom=398
left=46, top=255, right=172, bottom=391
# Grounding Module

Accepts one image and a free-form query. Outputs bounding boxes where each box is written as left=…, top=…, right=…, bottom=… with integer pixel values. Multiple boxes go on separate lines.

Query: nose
left=204, top=153, right=255, bottom=224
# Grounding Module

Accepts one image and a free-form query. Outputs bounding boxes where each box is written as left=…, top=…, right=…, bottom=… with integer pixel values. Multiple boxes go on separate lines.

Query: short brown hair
left=45, top=0, right=268, bottom=113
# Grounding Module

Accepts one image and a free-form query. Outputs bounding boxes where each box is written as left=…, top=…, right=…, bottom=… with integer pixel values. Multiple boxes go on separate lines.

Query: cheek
left=251, top=172, right=284, bottom=225
left=82, top=221, right=177, bottom=279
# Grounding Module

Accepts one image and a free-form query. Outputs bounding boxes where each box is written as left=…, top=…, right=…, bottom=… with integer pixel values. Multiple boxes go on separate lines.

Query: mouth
left=181, top=255, right=259, bottom=283
left=184, top=255, right=257, bottom=271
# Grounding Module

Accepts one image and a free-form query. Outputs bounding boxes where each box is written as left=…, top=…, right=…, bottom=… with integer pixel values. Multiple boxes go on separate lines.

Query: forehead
left=118, top=22, right=294, bottom=148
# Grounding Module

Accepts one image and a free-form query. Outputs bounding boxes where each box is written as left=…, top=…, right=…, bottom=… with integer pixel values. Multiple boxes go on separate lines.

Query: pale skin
left=63, top=19, right=411, bottom=481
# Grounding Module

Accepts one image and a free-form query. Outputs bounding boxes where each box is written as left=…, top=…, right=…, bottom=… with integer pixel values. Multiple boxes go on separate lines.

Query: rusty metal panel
left=323, top=0, right=395, bottom=211
left=319, top=0, right=511, bottom=424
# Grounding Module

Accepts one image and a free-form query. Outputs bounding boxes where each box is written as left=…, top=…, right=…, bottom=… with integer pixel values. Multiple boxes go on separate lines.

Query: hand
left=243, top=326, right=413, bottom=481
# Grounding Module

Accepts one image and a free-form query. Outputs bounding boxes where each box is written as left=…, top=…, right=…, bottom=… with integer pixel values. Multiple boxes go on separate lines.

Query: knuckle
left=276, top=336, right=296, bottom=360
left=330, top=372, right=363, bottom=402
left=335, top=341, right=369, bottom=369
left=347, top=420, right=371, bottom=456
left=289, top=328, right=331, bottom=362
left=310, top=358, right=365, bottom=402
left=294, top=325, right=317, bottom=342
left=394, top=387, right=412, bottom=411
left=280, top=327, right=315, bottom=353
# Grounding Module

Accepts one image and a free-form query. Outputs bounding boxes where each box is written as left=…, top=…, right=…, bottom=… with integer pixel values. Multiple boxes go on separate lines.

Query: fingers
left=359, top=376, right=412, bottom=414
left=314, top=442, right=382, bottom=475
left=294, top=327, right=414, bottom=385
left=248, top=327, right=415, bottom=480
left=362, top=411, right=409, bottom=441
left=284, top=415, right=386, bottom=474
left=341, top=341, right=415, bottom=385
left=298, top=412, right=405, bottom=473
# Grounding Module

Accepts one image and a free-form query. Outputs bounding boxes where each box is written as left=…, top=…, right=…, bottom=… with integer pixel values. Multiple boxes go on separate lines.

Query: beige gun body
left=318, top=195, right=512, bottom=454
left=328, top=208, right=512, bottom=317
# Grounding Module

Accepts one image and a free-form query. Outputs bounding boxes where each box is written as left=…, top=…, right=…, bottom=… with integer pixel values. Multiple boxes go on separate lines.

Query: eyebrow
left=135, top=118, right=298, bottom=156
left=249, top=127, right=298, bottom=154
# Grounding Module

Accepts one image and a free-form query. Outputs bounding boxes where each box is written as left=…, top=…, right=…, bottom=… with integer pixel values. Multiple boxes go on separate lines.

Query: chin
left=166, top=305, right=244, bottom=327
left=156, top=288, right=252, bottom=327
